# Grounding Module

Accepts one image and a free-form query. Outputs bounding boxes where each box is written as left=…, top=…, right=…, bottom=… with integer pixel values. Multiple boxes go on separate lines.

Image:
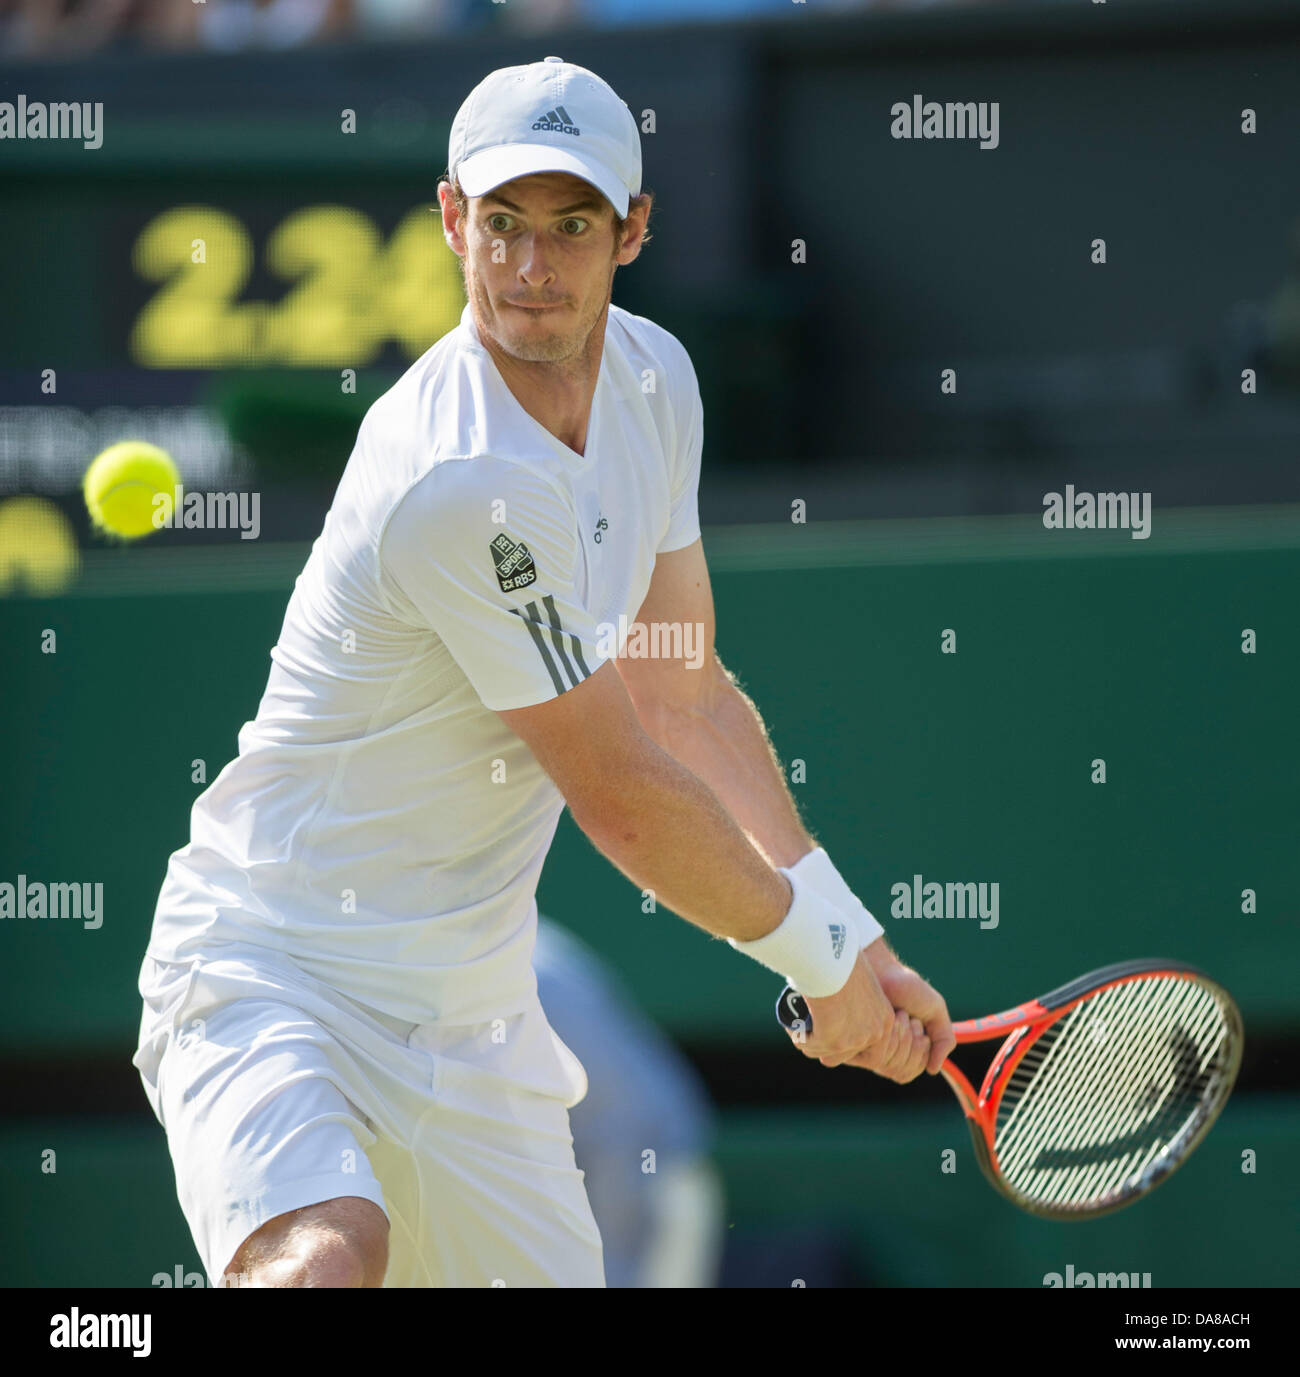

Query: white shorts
left=134, top=944, right=605, bottom=1288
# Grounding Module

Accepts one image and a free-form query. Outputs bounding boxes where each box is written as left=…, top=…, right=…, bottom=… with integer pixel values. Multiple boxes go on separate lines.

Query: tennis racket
left=775, top=958, right=1243, bottom=1219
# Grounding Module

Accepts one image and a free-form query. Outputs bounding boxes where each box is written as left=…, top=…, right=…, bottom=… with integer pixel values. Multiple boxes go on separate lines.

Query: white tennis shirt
left=146, top=301, right=703, bottom=1025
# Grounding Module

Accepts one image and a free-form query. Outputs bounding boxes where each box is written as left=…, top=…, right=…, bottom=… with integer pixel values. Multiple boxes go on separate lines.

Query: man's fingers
left=883, top=1010, right=928, bottom=1083
left=888, top=1009, right=915, bottom=1067
left=789, top=1025, right=861, bottom=1068
left=837, top=1009, right=928, bottom=1081
left=794, top=1005, right=936, bottom=1081
left=870, top=1009, right=905, bottom=1074
left=925, top=1019, right=957, bottom=1075
left=792, top=960, right=954, bottom=1084
left=899, top=1028, right=931, bottom=1083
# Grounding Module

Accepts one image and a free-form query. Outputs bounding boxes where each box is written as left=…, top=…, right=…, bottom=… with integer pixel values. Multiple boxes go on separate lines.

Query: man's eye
left=487, top=214, right=512, bottom=233
left=560, top=218, right=588, bottom=235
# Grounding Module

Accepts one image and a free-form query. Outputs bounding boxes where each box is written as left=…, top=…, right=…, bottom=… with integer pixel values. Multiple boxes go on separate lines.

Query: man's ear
left=438, top=181, right=466, bottom=257
left=616, top=192, right=653, bottom=265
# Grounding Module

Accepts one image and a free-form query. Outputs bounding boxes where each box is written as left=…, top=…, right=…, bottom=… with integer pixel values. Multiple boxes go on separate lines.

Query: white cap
left=448, top=56, right=642, bottom=218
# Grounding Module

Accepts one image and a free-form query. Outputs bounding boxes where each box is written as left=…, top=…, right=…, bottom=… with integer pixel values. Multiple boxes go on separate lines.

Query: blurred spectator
left=1, top=0, right=135, bottom=58
left=579, top=0, right=797, bottom=27
left=193, top=0, right=352, bottom=52
left=495, top=0, right=579, bottom=35
left=0, top=0, right=353, bottom=58
left=0, top=0, right=1018, bottom=60
left=353, top=0, right=461, bottom=40
left=534, top=916, right=725, bottom=1288
left=573, top=0, right=994, bottom=30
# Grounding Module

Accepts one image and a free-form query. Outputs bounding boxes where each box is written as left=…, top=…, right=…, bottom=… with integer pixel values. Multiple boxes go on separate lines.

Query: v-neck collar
left=461, top=304, right=603, bottom=468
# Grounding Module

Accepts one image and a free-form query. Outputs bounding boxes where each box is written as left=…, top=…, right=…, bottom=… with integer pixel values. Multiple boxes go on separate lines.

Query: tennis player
left=133, top=56, right=954, bottom=1289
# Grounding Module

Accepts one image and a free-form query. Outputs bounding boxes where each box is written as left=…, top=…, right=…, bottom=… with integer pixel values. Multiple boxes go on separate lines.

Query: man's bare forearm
left=569, top=730, right=795, bottom=944
left=636, top=657, right=815, bottom=868
left=638, top=660, right=911, bottom=968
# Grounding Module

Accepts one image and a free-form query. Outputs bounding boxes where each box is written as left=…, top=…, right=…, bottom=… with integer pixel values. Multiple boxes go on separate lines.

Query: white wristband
left=787, top=847, right=885, bottom=950
left=727, top=865, right=858, bottom=997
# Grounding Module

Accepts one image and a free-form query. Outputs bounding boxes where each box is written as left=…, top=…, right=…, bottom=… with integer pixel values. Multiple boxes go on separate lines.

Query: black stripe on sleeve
left=541, top=593, right=582, bottom=688
left=511, top=601, right=566, bottom=695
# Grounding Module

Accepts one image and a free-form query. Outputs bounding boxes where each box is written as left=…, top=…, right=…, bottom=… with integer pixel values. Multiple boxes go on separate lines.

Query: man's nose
left=517, top=231, right=555, bottom=284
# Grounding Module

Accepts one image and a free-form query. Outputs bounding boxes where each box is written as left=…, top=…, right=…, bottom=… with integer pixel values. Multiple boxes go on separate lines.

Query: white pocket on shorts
left=547, top=1028, right=589, bottom=1110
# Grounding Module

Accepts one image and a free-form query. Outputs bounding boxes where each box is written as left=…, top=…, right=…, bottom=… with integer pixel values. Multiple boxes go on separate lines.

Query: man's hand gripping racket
left=776, top=958, right=1243, bottom=1219
left=790, top=943, right=956, bottom=1083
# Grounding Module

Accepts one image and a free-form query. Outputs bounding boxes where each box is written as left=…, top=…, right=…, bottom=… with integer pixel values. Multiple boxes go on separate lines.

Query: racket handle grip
left=775, top=984, right=813, bottom=1036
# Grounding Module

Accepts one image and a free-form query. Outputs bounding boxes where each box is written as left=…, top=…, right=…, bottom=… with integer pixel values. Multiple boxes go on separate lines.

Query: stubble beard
left=467, top=258, right=614, bottom=367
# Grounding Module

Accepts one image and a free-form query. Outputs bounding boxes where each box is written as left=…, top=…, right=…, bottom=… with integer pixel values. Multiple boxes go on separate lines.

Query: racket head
left=960, top=960, right=1244, bottom=1220
left=774, top=959, right=1244, bottom=1220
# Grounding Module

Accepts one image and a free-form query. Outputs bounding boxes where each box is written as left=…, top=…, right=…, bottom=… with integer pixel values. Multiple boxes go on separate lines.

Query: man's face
left=442, top=171, right=643, bottom=365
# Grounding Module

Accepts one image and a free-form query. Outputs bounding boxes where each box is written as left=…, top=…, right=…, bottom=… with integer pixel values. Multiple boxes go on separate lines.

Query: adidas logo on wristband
left=829, top=923, right=847, bottom=959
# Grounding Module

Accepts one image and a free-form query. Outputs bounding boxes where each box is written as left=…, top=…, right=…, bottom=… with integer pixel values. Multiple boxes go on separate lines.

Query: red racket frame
left=777, top=958, right=1243, bottom=1219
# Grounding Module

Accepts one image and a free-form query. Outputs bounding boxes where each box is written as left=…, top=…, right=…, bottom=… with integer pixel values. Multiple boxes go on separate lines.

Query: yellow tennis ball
left=83, top=441, right=180, bottom=540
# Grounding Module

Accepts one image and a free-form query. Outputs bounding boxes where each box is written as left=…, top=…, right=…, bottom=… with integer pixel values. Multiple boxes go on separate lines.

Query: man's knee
left=225, top=1196, right=389, bottom=1288
left=245, top=1237, right=373, bottom=1290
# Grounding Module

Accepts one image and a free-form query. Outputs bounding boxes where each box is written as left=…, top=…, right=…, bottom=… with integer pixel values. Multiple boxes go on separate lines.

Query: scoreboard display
left=0, top=183, right=465, bottom=377
left=126, top=201, right=463, bottom=371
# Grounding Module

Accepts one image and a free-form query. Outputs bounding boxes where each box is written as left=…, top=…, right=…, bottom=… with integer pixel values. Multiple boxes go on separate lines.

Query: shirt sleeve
left=658, top=355, right=704, bottom=555
left=380, top=456, right=610, bottom=712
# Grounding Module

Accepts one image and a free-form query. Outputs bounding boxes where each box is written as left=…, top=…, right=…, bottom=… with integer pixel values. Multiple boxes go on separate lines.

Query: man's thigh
left=375, top=1007, right=605, bottom=1289
left=154, top=995, right=390, bottom=1284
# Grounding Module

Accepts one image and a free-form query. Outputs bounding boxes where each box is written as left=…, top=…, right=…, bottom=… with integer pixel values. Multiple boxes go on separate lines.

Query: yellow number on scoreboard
left=131, top=207, right=263, bottom=368
left=129, top=204, right=465, bottom=368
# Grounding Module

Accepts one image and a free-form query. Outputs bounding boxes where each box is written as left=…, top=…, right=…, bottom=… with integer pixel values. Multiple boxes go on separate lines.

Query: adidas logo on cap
left=531, top=105, right=580, bottom=136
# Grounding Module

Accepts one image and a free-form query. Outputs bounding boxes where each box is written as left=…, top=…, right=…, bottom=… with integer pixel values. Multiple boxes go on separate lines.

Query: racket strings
left=990, top=976, right=1236, bottom=1212
left=1005, top=982, right=1213, bottom=1186
left=1010, top=981, right=1227, bottom=1207
left=999, top=980, right=1227, bottom=1207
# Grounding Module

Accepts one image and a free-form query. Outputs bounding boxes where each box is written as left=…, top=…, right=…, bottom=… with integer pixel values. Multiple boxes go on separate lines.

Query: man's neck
left=479, top=304, right=609, bottom=458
